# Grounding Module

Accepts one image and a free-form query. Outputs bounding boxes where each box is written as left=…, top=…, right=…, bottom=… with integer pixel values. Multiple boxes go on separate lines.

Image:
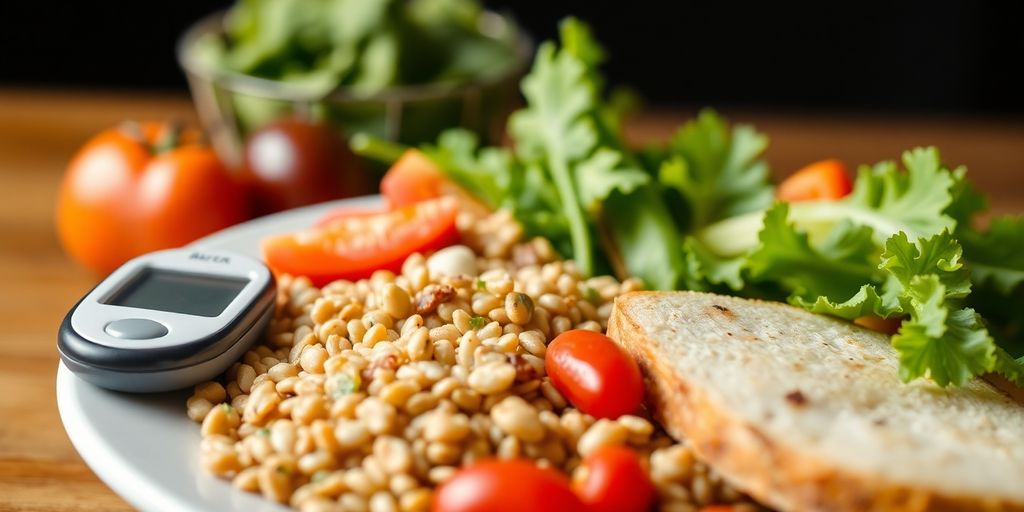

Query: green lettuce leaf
left=961, top=215, right=1024, bottom=356
left=837, top=147, right=958, bottom=241
left=880, top=230, right=971, bottom=301
left=746, top=203, right=881, bottom=306
left=575, top=148, right=650, bottom=214
left=508, top=22, right=602, bottom=275
left=992, top=348, right=1024, bottom=387
left=682, top=236, right=745, bottom=291
left=881, top=231, right=1003, bottom=386
left=893, top=295, right=995, bottom=387
left=796, top=284, right=896, bottom=320
left=945, top=166, right=989, bottom=227
left=421, top=129, right=516, bottom=210
left=558, top=17, right=605, bottom=90
left=506, top=17, right=684, bottom=285
left=961, top=215, right=1024, bottom=296
left=603, top=188, right=685, bottom=291
left=660, top=110, right=774, bottom=231
left=697, top=147, right=961, bottom=258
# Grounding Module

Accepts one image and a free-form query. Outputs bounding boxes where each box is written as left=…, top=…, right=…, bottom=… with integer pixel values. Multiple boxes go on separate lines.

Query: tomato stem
left=118, top=121, right=185, bottom=155
left=152, top=121, right=183, bottom=155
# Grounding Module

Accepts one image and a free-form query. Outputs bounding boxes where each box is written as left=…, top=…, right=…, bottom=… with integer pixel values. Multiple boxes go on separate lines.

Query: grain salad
left=186, top=209, right=763, bottom=512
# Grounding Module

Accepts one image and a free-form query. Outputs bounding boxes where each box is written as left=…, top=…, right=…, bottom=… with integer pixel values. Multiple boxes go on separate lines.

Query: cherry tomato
left=574, top=445, right=655, bottom=512
left=56, top=121, right=248, bottom=275
left=242, top=119, right=368, bottom=215
left=699, top=507, right=737, bottom=512
left=777, top=159, right=852, bottom=202
left=546, top=330, right=644, bottom=419
left=262, top=196, right=460, bottom=286
left=380, top=150, right=451, bottom=208
left=432, top=459, right=586, bottom=512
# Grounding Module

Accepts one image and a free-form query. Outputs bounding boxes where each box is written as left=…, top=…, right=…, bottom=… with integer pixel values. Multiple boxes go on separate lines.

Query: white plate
left=57, top=196, right=381, bottom=512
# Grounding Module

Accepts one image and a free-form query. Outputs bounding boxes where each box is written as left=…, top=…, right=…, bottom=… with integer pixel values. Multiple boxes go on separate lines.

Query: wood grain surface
left=0, top=88, right=1021, bottom=511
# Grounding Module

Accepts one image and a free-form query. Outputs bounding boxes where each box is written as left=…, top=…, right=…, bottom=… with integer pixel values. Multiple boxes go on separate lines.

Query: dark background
left=2, top=1, right=1022, bottom=116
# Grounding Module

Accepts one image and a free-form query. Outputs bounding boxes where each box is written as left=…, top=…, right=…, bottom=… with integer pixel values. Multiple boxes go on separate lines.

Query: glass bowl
left=177, top=10, right=532, bottom=167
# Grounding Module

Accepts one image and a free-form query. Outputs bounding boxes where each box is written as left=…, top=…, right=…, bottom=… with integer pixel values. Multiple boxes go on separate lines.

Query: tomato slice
left=380, top=149, right=494, bottom=220
left=381, top=150, right=452, bottom=208
left=777, top=159, right=853, bottom=202
left=262, top=196, right=460, bottom=286
left=314, top=204, right=388, bottom=228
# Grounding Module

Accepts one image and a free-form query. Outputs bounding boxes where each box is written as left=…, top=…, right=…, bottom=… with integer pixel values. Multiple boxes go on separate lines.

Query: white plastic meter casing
left=58, top=248, right=275, bottom=393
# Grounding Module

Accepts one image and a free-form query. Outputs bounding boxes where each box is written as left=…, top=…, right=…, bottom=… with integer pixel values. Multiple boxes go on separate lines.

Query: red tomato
left=777, top=159, right=852, bottom=202
left=262, top=196, right=460, bottom=286
left=56, top=121, right=248, bottom=275
left=545, top=330, right=644, bottom=419
left=380, top=150, right=451, bottom=208
left=314, top=204, right=388, bottom=228
left=242, top=119, right=369, bottom=215
left=432, top=459, right=586, bottom=512
left=380, top=149, right=494, bottom=220
left=574, top=445, right=655, bottom=512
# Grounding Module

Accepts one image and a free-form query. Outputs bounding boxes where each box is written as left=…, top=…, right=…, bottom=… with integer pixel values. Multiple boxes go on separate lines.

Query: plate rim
left=56, top=196, right=381, bottom=511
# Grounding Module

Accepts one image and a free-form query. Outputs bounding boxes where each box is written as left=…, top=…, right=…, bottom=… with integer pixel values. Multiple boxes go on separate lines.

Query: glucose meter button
left=104, top=318, right=169, bottom=339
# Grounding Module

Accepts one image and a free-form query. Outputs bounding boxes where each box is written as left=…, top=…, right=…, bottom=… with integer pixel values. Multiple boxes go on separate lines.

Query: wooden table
left=1, top=89, right=1022, bottom=511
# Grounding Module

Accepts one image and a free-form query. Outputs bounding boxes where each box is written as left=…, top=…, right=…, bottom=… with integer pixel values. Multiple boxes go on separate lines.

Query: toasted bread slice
left=608, top=291, right=1024, bottom=512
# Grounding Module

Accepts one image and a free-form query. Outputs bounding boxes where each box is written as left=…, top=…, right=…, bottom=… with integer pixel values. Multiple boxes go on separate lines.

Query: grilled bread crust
left=608, top=291, right=1024, bottom=512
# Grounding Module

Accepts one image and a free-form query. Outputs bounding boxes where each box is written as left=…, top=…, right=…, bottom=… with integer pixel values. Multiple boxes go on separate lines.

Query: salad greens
left=660, top=111, right=774, bottom=232
left=409, top=19, right=683, bottom=290
left=357, top=17, right=1024, bottom=388
left=194, top=0, right=519, bottom=97
left=507, top=19, right=658, bottom=280
left=690, top=148, right=1024, bottom=386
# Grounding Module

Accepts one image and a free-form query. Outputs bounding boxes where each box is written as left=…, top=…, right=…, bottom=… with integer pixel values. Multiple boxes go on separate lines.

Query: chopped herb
left=275, top=465, right=290, bottom=475
left=258, top=428, right=270, bottom=437
left=311, top=470, right=330, bottom=483
left=331, top=373, right=362, bottom=399
left=583, top=286, right=600, bottom=303
left=470, top=316, right=487, bottom=330
left=476, top=278, right=487, bottom=290
left=194, top=0, right=521, bottom=124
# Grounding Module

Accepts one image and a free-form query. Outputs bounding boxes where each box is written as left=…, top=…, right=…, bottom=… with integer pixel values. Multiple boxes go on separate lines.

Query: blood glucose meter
left=58, top=248, right=275, bottom=393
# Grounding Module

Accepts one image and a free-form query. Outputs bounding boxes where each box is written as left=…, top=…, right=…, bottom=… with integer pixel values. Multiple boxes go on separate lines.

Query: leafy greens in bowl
left=178, top=0, right=530, bottom=165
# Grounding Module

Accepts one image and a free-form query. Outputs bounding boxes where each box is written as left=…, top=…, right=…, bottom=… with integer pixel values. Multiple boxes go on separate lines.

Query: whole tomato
left=545, top=329, right=645, bottom=419
left=56, top=121, right=248, bottom=275
left=574, top=445, right=656, bottom=512
left=432, top=459, right=586, bottom=512
left=241, top=119, right=368, bottom=215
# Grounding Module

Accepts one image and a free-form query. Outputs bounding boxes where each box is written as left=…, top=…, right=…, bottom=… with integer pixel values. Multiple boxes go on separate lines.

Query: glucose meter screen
left=106, top=268, right=249, bottom=317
